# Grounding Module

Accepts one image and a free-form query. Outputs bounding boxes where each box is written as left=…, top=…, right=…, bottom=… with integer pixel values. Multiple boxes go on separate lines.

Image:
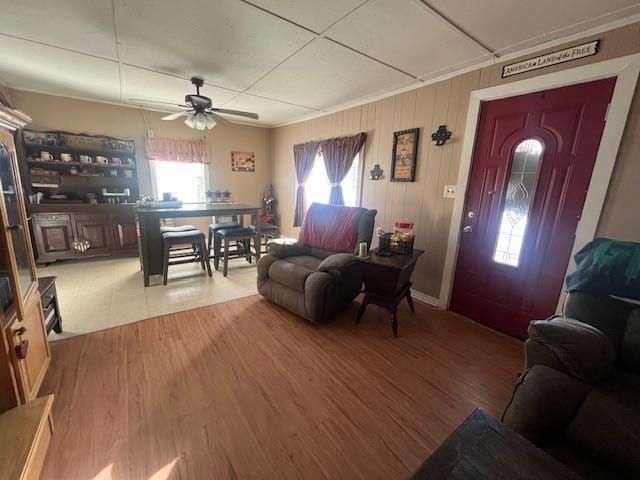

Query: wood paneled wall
left=270, top=22, right=640, bottom=300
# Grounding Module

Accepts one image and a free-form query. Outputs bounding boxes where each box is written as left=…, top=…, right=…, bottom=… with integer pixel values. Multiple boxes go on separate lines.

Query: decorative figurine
left=262, top=184, right=276, bottom=216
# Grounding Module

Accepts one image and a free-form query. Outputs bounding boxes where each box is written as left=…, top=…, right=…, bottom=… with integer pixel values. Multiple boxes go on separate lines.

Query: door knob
left=462, top=225, right=473, bottom=233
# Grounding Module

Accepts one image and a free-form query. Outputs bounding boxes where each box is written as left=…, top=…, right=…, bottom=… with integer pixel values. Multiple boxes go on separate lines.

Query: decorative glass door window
left=493, top=139, right=543, bottom=267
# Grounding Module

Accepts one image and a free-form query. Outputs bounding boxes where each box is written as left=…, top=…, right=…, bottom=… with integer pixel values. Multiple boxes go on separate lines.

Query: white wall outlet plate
left=147, top=129, right=155, bottom=138
left=443, top=185, right=456, bottom=198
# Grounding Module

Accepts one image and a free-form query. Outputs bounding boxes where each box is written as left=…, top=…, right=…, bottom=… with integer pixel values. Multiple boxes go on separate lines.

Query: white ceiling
left=0, top=0, right=639, bottom=127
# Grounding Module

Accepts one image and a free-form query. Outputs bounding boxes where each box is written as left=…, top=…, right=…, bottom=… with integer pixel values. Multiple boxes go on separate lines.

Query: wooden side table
left=410, top=409, right=580, bottom=479
left=357, top=248, right=424, bottom=336
left=38, top=276, right=63, bottom=334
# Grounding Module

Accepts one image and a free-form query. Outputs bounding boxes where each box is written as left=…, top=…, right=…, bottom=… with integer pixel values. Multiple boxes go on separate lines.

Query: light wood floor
left=40, top=295, right=523, bottom=479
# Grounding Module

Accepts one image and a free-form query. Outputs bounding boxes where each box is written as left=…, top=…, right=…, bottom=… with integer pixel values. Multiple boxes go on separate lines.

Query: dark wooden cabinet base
left=30, top=204, right=137, bottom=264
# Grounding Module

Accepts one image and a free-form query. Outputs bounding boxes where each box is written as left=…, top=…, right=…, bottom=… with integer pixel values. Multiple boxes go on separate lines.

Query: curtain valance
left=145, top=137, right=210, bottom=164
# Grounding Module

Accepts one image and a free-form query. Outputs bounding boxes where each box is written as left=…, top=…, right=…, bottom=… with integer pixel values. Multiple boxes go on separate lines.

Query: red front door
left=450, top=78, right=616, bottom=339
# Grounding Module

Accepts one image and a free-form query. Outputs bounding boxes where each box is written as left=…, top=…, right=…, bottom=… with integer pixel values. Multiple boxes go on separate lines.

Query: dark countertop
left=135, top=202, right=260, bottom=215
left=29, top=203, right=136, bottom=213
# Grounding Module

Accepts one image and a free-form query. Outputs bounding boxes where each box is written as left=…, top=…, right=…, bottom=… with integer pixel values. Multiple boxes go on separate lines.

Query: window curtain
left=320, top=132, right=367, bottom=205
left=145, top=137, right=210, bottom=164
left=293, top=141, right=320, bottom=227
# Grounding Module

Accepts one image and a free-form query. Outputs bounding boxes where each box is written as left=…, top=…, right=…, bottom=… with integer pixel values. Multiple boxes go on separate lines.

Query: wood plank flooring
left=39, top=295, right=523, bottom=479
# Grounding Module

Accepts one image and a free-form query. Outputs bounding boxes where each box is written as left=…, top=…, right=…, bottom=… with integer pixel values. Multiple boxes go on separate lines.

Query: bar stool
left=162, top=229, right=211, bottom=285
left=160, top=224, right=197, bottom=233
left=214, top=227, right=257, bottom=277
left=249, top=222, right=279, bottom=255
left=207, top=215, right=241, bottom=254
left=161, top=225, right=199, bottom=260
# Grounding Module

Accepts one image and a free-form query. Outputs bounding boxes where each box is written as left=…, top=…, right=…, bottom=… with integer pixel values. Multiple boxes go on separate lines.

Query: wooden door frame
left=440, top=53, right=640, bottom=312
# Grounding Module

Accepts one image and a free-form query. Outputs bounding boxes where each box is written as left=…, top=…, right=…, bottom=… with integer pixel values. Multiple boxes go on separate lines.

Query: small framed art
left=390, top=128, right=419, bottom=182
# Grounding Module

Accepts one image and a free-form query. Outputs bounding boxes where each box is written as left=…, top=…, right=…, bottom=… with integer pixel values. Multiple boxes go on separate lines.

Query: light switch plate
left=443, top=185, right=456, bottom=198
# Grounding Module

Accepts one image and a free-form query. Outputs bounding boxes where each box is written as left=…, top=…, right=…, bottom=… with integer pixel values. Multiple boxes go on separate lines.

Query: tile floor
left=39, top=254, right=258, bottom=340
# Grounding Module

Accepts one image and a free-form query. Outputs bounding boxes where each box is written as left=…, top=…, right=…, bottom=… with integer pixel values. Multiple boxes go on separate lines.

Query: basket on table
left=379, top=232, right=416, bottom=255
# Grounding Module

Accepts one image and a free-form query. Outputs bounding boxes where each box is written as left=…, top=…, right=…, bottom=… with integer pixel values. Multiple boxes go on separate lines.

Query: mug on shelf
left=95, top=155, right=108, bottom=165
left=79, top=155, right=92, bottom=164
left=40, top=152, right=54, bottom=161
left=60, top=153, right=73, bottom=162
left=111, top=157, right=122, bottom=165
left=123, top=170, right=133, bottom=178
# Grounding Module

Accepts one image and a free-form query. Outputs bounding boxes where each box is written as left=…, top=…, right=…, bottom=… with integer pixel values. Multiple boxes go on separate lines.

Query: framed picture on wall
left=231, top=151, right=255, bottom=172
left=390, top=128, right=419, bottom=182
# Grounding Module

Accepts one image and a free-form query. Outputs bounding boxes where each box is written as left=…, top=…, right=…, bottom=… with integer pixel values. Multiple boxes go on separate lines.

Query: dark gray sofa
left=503, top=292, right=640, bottom=479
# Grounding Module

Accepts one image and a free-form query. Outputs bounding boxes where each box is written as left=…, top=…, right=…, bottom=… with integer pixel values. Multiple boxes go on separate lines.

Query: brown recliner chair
left=503, top=291, right=640, bottom=479
left=257, top=204, right=376, bottom=323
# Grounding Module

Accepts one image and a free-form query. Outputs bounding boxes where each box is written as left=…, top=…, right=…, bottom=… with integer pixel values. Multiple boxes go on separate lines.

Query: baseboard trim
left=411, top=290, right=441, bottom=308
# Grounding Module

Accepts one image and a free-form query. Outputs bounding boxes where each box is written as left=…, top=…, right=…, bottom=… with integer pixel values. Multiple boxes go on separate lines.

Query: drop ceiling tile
left=324, top=0, right=489, bottom=79
left=425, top=0, right=640, bottom=55
left=247, top=38, right=412, bottom=110
left=246, top=0, right=365, bottom=32
left=122, top=67, right=238, bottom=110
left=116, top=0, right=315, bottom=91
left=0, top=0, right=118, bottom=60
left=0, top=36, right=120, bottom=101
left=221, top=94, right=317, bottom=126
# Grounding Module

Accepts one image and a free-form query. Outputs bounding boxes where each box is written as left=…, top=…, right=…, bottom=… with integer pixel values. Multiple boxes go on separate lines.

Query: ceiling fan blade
left=210, top=108, right=259, bottom=120
left=207, top=112, right=230, bottom=126
left=128, top=98, right=190, bottom=108
left=162, top=111, right=190, bottom=121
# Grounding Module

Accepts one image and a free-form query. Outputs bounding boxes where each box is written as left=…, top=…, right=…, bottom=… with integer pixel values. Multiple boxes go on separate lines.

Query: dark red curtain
left=293, top=141, right=320, bottom=226
left=320, top=132, right=367, bottom=205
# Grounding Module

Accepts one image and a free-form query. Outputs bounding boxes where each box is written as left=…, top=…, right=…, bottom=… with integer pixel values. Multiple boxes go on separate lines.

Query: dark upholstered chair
left=503, top=292, right=640, bottom=478
left=257, top=204, right=376, bottom=323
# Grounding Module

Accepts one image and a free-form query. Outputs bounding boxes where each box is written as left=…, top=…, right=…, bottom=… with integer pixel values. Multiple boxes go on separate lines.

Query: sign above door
left=502, top=40, right=600, bottom=78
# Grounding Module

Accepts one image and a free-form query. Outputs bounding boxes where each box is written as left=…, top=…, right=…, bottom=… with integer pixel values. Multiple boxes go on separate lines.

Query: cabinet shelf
left=31, top=176, right=137, bottom=189
left=27, top=160, right=135, bottom=169
left=24, top=143, right=134, bottom=156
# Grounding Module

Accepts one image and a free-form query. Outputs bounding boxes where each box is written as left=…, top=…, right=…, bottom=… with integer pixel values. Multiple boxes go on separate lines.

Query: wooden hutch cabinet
left=19, top=129, right=139, bottom=264
left=0, top=104, right=51, bottom=412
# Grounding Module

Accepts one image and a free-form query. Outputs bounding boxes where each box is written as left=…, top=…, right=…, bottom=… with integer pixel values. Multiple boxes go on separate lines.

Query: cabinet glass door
left=0, top=140, right=35, bottom=302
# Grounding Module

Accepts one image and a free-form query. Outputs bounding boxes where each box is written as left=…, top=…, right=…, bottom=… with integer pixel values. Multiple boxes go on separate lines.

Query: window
left=306, top=152, right=361, bottom=207
left=150, top=160, right=208, bottom=203
left=493, top=139, right=543, bottom=267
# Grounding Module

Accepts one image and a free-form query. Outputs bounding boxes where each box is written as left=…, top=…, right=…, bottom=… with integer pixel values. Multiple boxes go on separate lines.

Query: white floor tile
left=42, top=255, right=258, bottom=340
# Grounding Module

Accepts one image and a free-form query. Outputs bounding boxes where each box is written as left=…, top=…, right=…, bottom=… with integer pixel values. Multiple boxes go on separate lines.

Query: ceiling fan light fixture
left=184, top=115, right=196, bottom=129
left=205, top=115, right=217, bottom=129
left=195, top=113, right=208, bottom=130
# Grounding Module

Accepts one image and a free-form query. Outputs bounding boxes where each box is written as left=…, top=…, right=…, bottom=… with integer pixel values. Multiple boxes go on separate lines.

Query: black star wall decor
left=431, top=125, right=452, bottom=146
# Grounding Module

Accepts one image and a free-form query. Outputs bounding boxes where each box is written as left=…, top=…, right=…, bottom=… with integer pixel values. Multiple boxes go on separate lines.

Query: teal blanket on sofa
left=565, top=238, right=640, bottom=301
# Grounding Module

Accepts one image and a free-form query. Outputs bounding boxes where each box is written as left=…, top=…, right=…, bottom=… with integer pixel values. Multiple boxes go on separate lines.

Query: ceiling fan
left=129, top=76, right=258, bottom=130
